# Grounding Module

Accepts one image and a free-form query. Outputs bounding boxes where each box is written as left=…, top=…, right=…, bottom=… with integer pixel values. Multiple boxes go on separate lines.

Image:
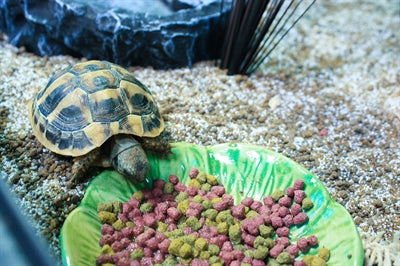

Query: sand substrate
left=0, top=1, right=399, bottom=265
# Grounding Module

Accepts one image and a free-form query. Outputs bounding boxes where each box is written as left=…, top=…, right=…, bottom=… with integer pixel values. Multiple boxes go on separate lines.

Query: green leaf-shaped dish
left=60, top=143, right=363, bottom=265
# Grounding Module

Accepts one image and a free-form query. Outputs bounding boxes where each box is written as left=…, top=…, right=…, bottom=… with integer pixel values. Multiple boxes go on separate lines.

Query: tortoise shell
left=28, top=60, right=164, bottom=157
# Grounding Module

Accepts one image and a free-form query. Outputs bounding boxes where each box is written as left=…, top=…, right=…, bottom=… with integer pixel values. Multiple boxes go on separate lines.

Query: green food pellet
left=157, top=221, right=167, bottom=232
left=209, top=255, right=223, bottom=264
left=186, top=216, right=202, bottom=231
left=163, top=182, right=174, bottom=194
left=217, top=222, right=229, bottom=235
left=112, top=219, right=125, bottom=231
left=194, top=238, right=208, bottom=251
left=163, top=256, right=177, bottom=265
left=216, top=210, right=234, bottom=224
left=188, top=179, right=201, bottom=188
left=175, top=191, right=189, bottom=203
left=302, top=197, right=314, bottom=210
left=271, top=189, right=285, bottom=201
left=253, top=236, right=267, bottom=248
left=199, top=251, right=211, bottom=260
left=179, top=243, right=193, bottom=258
left=125, top=221, right=135, bottom=228
left=130, top=248, right=144, bottom=260
left=168, top=239, right=184, bottom=256
left=318, top=247, right=331, bottom=261
left=192, top=247, right=200, bottom=258
left=97, top=211, right=117, bottom=224
left=208, top=244, right=220, bottom=256
left=268, top=259, right=280, bottom=266
left=132, top=191, right=144, bottom=202
left=311, top=256, right=327, bottom=266
left=171, top=228, right=184, bottom=237
left=245, top=210, right=258, bottom=218
left=177, top=199, right=190, bottom=214
left=139, top=202, right=154, bottom=213
left=111, top=201, right=122, bottom=214
left=241, top=264, right=252, bottom=266
left=200, top=183, right=212, bottom=192
left=228, top=224, right=241, bottom=244
left=253, top=246, right=269, bottom=260
left=244, top=249, right=254, bottom=258
left=182, top=234, right=197, bottom=245
left=206, top=174, right=218, bottom=185
left=259, top=224, right=275, bottom=238
left=202, top=208, right=218, bottom=220
left=302, top=255, right=314, bottom=265
left=97, top=202, right=113, bottom=213
left=233, top=244, right=246, bottom=251
left=192, top=195, right=204, bottom=203
left=265, top=237, right=275, bottom=248
left=100, top=244, right=114, bottom=255
left=276, top=251, right=292, bottom=264
left=196, top=172, right=207, bottom=184
left=210, top=263, right=223, bottom=266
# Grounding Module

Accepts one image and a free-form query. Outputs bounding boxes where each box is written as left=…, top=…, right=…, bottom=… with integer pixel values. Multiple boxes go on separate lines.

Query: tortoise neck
left=110, top=135, right=141, bottom=160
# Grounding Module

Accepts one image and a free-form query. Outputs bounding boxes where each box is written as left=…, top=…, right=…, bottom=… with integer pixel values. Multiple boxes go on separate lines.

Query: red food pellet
left=276, top=227, right=290, bottom=237
left=189, top=168, right=199, bottom=179
left=278, top=196, right=292, bottom=207
left=294, top=180, right=305, bottom=190
left=229, top=260, right=241, bottom=266
left=307, top=235, right=318, bottom=246
left=250, top=200, right=263, bottom=211
left=111, top=241, right=124, bottom=252
left=278, top=206, right=290, bottom=217
left=252, top=259, right=267, bottom=266
left=275, top=237, right=290, bottom=247
left=271, top=204, right=280, bottom=213
left=285, top=243, right=300, bottom=256
left=242, top=232, right=256, bottom=245
left=319, top=128, right=328, bottom=136
left=140, top=256, right=154, bottom=266
left=271, top=216, right=283, bottom=228
left=153, top=179, right=165, bottom=189
left=127, top=197, right=140, bottom=208
left=99, top=234, right=114, bottom=246
left=152, top=187, right=163, bottom=197
left=294, top=190, right=306, bottom=204
left=221, top=241, right=233, bottom=251
left=293, top=212, right=308, bottom=225
left=101, top=224, right=115, bottom=235
left=211, top=185, right=225, bottom=196
left=258, top=205, right=271, bottom=216
left=291, top=203, right=302, bottom=216
left=285, top=187, right=295, bottom=198
left=96, top=254, right=113, bottom=265
left=231, top=204, right=246, bottom=219
left=186, top=208, right=201, bottom=218
left=154, top=250, right=164, bottom=263
left=297, top=238, right=309, bottom=253
left=145, top=237, right=159, bottom=251
left=263, top=196, right=274, bottom=207
left=222, top=193, right=234, bottom=206
left=191, top=258, right=209, bottom=266
left=214, top=200, right=229, bottom=211
left=294, top=261, right=307, bottom=266
left=143, top=213, right=157, bottom=227
left=132, top=224, right=144, bottom=236
left=282, top=214, right=294, bottom=227
left=241, top=197, right=254, bottom=207
left=112, top=231, right=123, bottom=241
left=186, top=185, right=198, bottom=196
left=219, top=251, right=234, bottom=265
left=269, top=244, right=285, bottom=258
left=120, top=237, right=131, bottom=248
left=231, top=249, right=244, bottom=261
left=241, top=219, right=259, bottom=235
left=168, top=174, right=179, bottom=184
left=158, top=238, right=171, bottom=253
left=167, top=207, right=181, bottom=220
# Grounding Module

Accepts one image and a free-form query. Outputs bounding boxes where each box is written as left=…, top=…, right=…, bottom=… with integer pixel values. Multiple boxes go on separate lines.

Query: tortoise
left=28, top=60, right=169, bottom=182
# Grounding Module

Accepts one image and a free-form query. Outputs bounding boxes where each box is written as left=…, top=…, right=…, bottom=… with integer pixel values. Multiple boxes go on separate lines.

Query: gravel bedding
left=0, top=0, right=399, bottom=265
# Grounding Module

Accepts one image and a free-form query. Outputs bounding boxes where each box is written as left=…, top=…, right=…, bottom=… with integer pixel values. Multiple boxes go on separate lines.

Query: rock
left=0, top=0, right=230, bottom=69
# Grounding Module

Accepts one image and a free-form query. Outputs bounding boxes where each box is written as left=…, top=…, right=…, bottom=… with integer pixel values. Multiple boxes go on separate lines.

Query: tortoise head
left=110, top=135, right=149, bottom=183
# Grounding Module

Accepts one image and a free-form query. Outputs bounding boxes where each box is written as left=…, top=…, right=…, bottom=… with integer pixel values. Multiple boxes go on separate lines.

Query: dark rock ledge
left=0, top=0, right=229, bottom=69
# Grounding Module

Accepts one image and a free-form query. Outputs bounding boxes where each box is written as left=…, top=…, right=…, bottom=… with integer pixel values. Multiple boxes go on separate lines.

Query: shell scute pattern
left=28, top=60, right=164, bottom=157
